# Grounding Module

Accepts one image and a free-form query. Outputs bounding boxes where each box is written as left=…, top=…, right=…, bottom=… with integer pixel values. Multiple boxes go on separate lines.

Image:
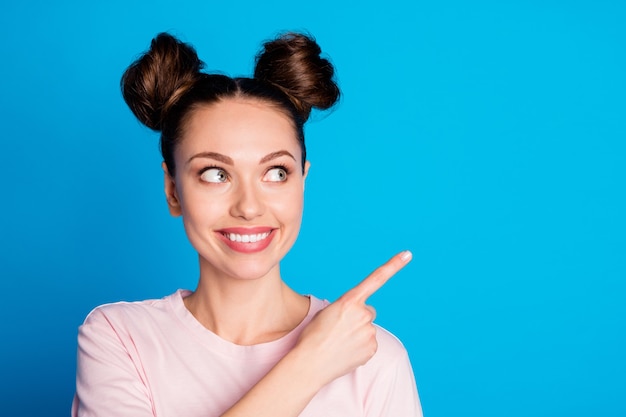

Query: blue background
left=1, top=1, right=624, bottom=416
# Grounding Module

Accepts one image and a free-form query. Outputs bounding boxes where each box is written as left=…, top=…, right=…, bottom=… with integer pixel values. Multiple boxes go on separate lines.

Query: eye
left=264, top=167, right=288, bottom=182
left=200, top=168, right=228, bottom=183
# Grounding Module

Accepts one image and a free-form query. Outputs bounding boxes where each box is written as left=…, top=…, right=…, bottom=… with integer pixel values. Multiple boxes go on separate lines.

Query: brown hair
left=121, top=32, right=340, bottom=176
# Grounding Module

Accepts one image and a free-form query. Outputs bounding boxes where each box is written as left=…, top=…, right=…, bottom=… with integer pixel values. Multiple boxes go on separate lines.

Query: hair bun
left=121, top=33, right=204, bottom=131
left=254, top=33, right=340, bottom=121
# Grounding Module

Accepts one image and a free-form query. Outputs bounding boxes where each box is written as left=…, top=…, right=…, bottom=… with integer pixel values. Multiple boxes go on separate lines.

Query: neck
left=183, top=256, right=309, bottom=345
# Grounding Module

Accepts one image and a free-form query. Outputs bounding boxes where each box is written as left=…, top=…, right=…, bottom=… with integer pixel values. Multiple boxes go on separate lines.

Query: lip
left=215, top=227, right=276, bottom=253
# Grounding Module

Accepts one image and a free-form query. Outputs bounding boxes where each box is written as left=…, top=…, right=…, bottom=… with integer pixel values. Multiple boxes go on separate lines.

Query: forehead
left=179, top=98, right=300, bottom=158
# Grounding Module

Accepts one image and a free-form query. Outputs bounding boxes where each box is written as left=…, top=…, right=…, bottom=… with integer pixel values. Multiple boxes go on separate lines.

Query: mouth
left=215, top=227, right=276, bottom=253
left=222, top=231, right=271, bottom=243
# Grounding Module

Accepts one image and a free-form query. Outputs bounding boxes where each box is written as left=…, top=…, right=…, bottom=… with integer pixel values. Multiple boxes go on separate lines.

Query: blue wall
left=1, top=1, right=624, bottom=416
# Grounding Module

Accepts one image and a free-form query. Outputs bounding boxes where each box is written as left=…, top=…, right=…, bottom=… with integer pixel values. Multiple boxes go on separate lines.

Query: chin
left=229, top=264, right=282, bottom=282
left=199, top=253, right=283, bottom=282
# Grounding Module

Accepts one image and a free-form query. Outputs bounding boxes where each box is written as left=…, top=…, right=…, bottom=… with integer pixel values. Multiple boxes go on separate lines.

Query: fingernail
left=400, top=250, right=412, bottom=262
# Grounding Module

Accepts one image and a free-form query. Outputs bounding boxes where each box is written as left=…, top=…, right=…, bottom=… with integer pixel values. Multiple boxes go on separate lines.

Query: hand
left=294, top=250, right=413, bottom=386
left=219, top=251, right=413, bottom=417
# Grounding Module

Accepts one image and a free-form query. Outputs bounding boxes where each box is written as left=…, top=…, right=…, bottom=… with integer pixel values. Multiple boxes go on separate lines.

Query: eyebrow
left=259, top=150, right=296, bottom=164
left=187, top=152, right=233, bottom=165
left=187, top=150, right=296, bottom=165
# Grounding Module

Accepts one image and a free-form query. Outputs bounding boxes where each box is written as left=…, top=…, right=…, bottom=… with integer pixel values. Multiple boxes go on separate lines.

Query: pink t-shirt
left=72, top=290, right=422, bottom=416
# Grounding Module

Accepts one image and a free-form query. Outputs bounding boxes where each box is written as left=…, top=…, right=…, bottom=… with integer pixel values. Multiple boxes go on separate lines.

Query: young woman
left=72, top=32, right=422, bottom=417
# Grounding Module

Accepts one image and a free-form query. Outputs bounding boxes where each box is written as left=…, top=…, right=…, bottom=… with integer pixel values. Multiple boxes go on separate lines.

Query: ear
left=303, top=160, right=311, bottom=191
left=162, top=162, right=182, bottom=217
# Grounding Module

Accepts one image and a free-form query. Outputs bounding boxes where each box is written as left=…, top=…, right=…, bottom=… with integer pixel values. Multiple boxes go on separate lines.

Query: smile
left=224, top=232, right=271, bottom=243
left=216, top=227, right=276, bottom=253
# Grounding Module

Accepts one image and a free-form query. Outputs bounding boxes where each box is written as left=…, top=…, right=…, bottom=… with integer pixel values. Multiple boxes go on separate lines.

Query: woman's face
left=165, top=98, right=309, bottom=281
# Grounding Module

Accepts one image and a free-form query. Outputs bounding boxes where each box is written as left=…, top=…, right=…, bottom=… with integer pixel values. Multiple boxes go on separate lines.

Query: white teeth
left=225, top=232, right=270, bottom=243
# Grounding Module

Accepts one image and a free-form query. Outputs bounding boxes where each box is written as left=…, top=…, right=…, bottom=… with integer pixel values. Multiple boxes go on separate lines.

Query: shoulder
left=351, top=322, right=415, bottom=386
left=372, top=324, right=411, bottom=366
left=359, top=325, right=422, bottom=415
left=79, top=290, right=184, bottom=336
left=307, top=295, right=411, bottom=366
left=85, top=295, right=164, bottom=320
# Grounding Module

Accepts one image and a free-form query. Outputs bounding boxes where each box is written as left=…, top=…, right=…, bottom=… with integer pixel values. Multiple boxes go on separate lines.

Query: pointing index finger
left=343, top=250, right=413, bottom=303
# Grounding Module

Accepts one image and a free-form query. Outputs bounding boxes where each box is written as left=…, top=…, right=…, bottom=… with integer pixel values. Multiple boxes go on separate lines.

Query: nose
left=229, top=180, right=265, bottom=220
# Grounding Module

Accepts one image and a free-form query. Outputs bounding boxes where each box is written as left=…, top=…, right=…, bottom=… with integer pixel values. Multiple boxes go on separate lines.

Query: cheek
left=269, top=187, right=305, bottom=223
left=178, top=185, right=224, bottom=224
left=177, top=188, right=227, bottom=254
